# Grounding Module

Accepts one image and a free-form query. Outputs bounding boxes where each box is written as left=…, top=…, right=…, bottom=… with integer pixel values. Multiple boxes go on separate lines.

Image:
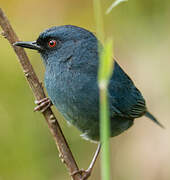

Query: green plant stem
left=93, top=0, right=112, bottom=180
left=99, top=85, right=111, bottom=180
left=93, top=0, right=105, bottom=43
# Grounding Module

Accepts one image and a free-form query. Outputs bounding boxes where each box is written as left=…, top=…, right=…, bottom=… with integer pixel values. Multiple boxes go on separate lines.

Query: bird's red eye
left=48, top=40, right=57, bottom=48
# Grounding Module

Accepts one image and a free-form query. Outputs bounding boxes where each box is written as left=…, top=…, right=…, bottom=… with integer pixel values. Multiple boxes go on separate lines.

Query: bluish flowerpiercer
left=14, top=25, right=163, bottom=178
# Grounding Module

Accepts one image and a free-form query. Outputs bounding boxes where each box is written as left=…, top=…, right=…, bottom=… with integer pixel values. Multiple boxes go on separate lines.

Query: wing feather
left=109, top=60, right=146, bottom=119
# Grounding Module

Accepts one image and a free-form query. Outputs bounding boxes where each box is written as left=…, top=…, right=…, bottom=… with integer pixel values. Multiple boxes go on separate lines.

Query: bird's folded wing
left=109, top=87, right=146, bottom=119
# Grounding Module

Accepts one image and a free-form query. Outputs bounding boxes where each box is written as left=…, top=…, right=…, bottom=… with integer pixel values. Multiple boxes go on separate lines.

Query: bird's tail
left=145, top=111, right=164, bottom=128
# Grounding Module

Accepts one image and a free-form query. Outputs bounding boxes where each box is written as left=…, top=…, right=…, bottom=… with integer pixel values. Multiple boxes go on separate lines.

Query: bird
left=14, top=25, right=163, bottom=179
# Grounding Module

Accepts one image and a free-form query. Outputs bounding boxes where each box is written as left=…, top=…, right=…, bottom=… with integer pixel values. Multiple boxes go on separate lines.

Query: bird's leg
left=71, top=143, right=101, bottom=180
left=34, top=97, right=52, bottom=112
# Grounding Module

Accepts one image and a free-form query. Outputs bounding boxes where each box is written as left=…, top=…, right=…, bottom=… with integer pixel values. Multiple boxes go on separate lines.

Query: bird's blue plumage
left=15, top=25, right=163, bottom=141
left=37, top=25, right=146, bottom=141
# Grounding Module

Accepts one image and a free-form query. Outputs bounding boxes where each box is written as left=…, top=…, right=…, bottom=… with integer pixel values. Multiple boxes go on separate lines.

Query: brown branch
left=0, top=8, right=82, bottom=180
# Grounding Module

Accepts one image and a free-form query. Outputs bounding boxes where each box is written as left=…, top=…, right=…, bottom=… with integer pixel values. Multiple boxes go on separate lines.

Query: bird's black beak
left=13, top=41, right=43, bottom=51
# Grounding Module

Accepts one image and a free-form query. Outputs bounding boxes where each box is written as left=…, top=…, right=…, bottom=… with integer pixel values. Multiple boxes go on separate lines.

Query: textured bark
left=0, top=8, right=82, bottom=180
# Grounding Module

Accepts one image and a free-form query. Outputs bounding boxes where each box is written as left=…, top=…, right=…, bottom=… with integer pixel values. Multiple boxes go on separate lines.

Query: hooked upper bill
left=13, top=41, right=43, bottom=51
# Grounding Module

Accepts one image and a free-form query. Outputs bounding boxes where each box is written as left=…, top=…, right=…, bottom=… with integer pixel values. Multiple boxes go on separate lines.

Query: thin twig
left=0, top=8, right=82, bottom=180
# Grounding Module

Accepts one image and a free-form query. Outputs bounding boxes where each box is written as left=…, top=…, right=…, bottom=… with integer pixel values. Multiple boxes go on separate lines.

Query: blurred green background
left=0, top=0, right=170, bottom=179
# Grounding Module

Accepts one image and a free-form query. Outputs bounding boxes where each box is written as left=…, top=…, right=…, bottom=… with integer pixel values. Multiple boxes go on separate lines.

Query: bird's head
left=14, top=25, right=99, bottom=68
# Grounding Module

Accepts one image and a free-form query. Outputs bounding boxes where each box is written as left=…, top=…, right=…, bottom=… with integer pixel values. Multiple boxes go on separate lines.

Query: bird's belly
left=45, top=72, right=134, bottom=141
left=45, top=73, right=100, bottom=133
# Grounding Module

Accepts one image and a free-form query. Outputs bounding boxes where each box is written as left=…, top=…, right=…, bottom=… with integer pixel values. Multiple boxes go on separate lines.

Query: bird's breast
left=44, top=65, right=99, bottom=125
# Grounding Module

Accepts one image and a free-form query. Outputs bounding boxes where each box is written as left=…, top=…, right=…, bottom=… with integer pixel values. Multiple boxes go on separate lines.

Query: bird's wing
left=109, top=61, right=146, bottom=119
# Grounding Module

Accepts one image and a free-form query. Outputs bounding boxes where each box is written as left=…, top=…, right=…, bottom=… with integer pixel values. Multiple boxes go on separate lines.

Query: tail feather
left=145, top=111, right=164, bottom=128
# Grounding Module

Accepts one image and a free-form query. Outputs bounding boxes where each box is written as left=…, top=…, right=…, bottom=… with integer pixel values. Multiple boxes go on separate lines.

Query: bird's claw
left=34, top=97, right=52, bottom=112
left=71, top=168, right=91, bottom=180
left=71, top=144, right=101, bottom=180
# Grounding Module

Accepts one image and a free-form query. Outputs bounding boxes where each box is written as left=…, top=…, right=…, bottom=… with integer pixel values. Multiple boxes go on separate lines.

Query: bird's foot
left=71, top=168, right=91, bottom=180
left=34, top=97, right=52, bottom=112
left=71, top=143, right=101, bottom=180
